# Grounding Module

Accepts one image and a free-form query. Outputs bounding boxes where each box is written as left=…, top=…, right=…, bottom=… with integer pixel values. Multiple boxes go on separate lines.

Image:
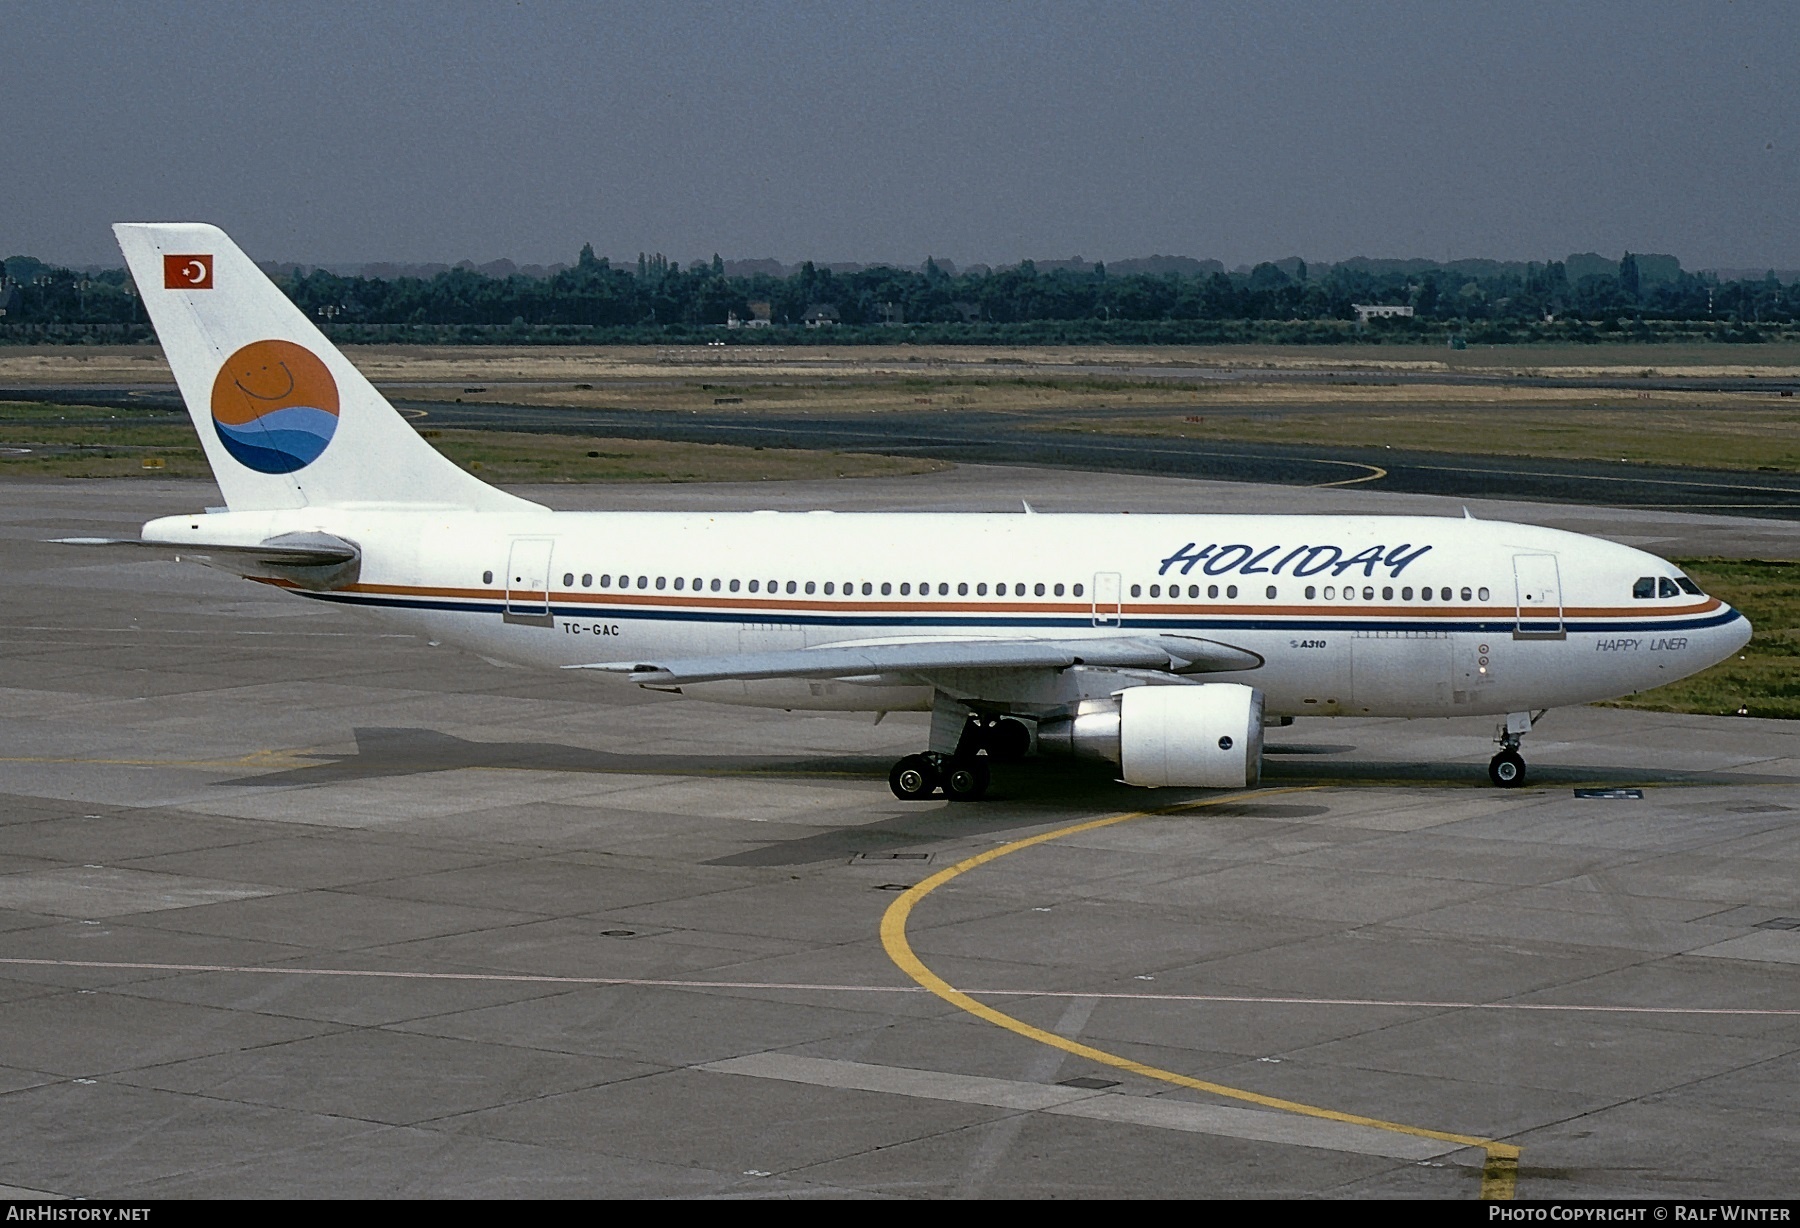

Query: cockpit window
left=1658, top=577, right=1680, bottom=598
left=1676, top=576, right=1703, bottom=596
left=1632, top=576, right=1656, bottom=599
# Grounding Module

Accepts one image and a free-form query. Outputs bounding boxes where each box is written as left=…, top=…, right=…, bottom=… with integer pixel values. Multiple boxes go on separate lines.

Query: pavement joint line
left=877, top=786, right=1524, bottom=1200
left=3, top=957, right=1796, bottom=1017
left=700, top=1053, right=1461, bottom=1162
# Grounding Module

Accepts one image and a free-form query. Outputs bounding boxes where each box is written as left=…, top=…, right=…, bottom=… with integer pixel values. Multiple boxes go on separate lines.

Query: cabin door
left=504, top=538, right=555, bottom=627
left=1092, top=572, right=1122, bottom=627
left=1513, top=554, right=1565, bottom=640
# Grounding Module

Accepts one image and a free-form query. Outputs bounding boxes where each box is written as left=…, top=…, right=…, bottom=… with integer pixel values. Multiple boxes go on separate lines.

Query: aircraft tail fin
left=113, top=223, right=539, bottom=514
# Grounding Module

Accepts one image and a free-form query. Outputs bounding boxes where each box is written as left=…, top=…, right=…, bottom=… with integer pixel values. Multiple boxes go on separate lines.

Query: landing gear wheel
left=943, top=758, right=991, bottom=802
left=1489, top=749, right=1527, bottom=789
left=889, top=754, right=938, bottom=801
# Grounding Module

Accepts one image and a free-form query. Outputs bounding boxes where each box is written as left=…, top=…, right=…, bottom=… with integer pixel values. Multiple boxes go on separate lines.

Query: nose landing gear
left=1488, top=710, right=1544, bottom=788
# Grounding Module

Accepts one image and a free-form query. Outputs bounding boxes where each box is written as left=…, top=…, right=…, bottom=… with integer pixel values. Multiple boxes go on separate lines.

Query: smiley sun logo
left=209, top=340, right=340, bottom=473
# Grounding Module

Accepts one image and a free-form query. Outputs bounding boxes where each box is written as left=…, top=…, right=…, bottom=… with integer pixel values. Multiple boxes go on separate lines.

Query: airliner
left=72, top=224, right=1753, bottom=800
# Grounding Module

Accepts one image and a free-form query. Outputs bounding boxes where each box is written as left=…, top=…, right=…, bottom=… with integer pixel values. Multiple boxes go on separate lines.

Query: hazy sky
left=6, top=1, right=1798, bottom=269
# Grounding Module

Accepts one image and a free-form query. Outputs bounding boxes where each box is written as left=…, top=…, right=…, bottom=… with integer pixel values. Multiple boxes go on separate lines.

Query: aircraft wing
left=571, top=634, right=1262, bottom=685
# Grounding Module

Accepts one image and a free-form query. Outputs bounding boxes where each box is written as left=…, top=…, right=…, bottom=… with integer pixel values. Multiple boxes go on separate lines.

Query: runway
left=8, top=386, right=1800, bottom=519
left=0, top=472, right=1797, bottom=1198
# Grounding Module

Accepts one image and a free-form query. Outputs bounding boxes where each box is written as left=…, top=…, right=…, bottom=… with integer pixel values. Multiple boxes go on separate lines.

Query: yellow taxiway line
left=1310, top=461, right=1390, bottom=488
left=878, top=787, right=1522, bottom=1200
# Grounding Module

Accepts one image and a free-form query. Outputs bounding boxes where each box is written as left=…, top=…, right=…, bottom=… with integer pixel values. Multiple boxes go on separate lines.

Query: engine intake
left=1038, top=683, right=1264, bottom=788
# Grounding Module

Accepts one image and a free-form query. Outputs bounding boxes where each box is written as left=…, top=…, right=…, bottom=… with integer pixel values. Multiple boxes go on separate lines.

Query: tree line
left=4, top=246, right=1797, bottom=345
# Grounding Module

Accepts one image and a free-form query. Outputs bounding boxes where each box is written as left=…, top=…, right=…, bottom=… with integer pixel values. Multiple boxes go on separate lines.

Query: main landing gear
left=887, top=714, right=1028, bottom=802
left=1488, top=710, right=1544, bottom=788
left=889, top=753, right=990, bottom=802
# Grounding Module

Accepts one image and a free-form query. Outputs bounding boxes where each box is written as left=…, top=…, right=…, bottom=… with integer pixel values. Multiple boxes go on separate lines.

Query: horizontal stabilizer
left=52, top=531, right=361, bottom=590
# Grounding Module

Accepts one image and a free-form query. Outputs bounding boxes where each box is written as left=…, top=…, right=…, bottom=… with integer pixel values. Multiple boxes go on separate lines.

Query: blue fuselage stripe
left=304, top=590, right=1743, bottom=637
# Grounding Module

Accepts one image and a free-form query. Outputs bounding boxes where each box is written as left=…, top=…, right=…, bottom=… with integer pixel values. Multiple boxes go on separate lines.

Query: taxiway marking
left=877, top=788, right=1523, bottom=1200
left=0, top=961, right=1793, bottom=1016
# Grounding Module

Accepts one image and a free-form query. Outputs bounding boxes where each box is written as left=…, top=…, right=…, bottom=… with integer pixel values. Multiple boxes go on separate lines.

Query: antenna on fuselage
left=1022, top=499, right=1036, bottom=514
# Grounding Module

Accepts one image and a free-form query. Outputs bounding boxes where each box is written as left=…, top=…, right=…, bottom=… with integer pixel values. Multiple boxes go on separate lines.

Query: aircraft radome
left=64, top=224, right=1753, bottom=801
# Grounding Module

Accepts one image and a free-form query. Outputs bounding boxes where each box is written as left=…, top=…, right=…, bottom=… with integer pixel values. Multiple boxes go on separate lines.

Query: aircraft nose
left=1728, top=609, right=1753, bottom=654
left=1712, top=608, right=1754, bottom=663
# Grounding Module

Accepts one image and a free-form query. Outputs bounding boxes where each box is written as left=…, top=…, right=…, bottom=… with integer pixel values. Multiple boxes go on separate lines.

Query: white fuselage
left=147, top=507, right=1752, bottom=721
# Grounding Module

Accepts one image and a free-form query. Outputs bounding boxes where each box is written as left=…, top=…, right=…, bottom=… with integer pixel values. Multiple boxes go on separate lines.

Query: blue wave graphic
left=214, top=404, right=338, bottom=474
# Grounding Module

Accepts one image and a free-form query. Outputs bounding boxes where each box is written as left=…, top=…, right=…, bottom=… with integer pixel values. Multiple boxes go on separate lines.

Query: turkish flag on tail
left=163, top=254, right=213, bottom=289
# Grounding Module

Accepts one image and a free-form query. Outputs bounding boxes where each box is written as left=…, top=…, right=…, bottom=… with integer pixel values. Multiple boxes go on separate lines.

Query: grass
left=0, top=402, right=942, bottom=483
left=1601, top=558, right=1800, bottom=719
left=416, top=428, right=944, bottom=483
left=1067, top=406, right=1800, bottom=472
left=13, top=341, right=1800, bottom=385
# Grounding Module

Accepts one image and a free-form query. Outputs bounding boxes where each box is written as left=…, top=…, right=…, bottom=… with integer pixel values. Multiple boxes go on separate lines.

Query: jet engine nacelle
left=1038, top=683, right=1265, bottom=788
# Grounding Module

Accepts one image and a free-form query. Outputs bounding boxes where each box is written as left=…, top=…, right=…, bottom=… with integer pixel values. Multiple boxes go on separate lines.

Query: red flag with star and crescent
left=163, top=254, right=213, bottom=289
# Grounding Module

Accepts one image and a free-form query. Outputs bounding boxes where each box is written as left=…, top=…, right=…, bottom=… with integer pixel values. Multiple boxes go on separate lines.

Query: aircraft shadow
left=218, top=726, right=884, bottom=789
left=215, top=727, right=1793, bottom=867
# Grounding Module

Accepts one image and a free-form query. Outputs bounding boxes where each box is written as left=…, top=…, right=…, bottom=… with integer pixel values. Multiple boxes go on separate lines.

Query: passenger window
left=656, top=577, right=667, bottom=590
left=1440, top=587, right=1451, bottom=601
left=482, top=570, right=494, bottom=584
left=805, top=581, right=816, bottom=594
left=1363, top=586, right=1375, bottom=600
left=1149, top=584, right=1161, bottom=598
left=1187, top=584, right=1199, bottom=598
left=637, top=576, right=649, bottom=590
left=692, top=577, right=701, bottom=591
left=1659, top=577, right=1679, bottom=598
left=1034, top=583, right=1045, bottom=596
left=1227, top=585, right=1239, bottom=598
left=900, top=583, right=910, bottom=596
left=862, top=581, right=873, bottom=595
left=1323, top=586, right=1335, bottom=599
left=1266, top=585, right=1277, bottom=599
left=748, top=580, right=759, bottom=593
left=941, top=583, right=951, bottom=595
left=958, top=582, right=969, bottom=596
left=1305, top=586, right=1317, bottom=599
left=729, top=579, right=740, bottom=592
left=1054, top=583, right=1065, bottom=597
left=1129, top=584, right=1141, bottom=597
left=600, top=574, right=611, bottom=588
left=673, top=577, right=685, bottom=590
left=1478, top=587, right=1490, bottom=601
left=1073, top=583, right=1085, bottom=597
left=1381, top=586, right=1393, bottom=600
left=824, top=582, right=834, bottom=595
left=881, top=582, right=892, bottom=596
left=1401, top=586, right=1412, bottom=600
left=1208, top=584, right=1219, bottom=599
left=978, top=583, right=990, bottom=596
left=582, top=574, right=592, bottom=588
left=562, top=572, right=574, bottom=587
left=1460, top=587, right=1472, bottom=601
left=710, top=579, right=720, bottom=592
